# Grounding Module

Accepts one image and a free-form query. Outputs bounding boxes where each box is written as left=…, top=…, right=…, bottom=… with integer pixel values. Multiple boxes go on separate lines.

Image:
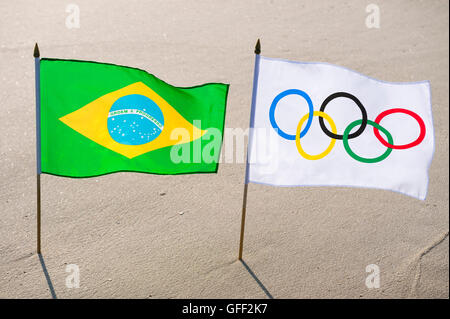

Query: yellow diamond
left=59, top=82, right=206, bottom=158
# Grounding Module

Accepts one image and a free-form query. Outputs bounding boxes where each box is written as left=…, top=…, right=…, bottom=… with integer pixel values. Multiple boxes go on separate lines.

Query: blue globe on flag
left=107, top=94, right=164, bottom=145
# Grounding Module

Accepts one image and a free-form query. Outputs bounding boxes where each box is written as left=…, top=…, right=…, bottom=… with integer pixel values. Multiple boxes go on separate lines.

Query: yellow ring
left=295, top=111, right=337, bottom=160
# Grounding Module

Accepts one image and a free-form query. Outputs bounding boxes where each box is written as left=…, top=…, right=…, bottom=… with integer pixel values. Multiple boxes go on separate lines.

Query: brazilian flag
left=39, top=59, right=229, bottom=177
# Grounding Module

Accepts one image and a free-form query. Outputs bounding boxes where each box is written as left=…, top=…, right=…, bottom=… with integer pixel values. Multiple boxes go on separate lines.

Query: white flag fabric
left=247, top=56, right=434, bottom=200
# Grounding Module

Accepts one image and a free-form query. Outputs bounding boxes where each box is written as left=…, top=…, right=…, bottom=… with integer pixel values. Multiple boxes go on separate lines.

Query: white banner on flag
left=247, top=56, right=434, bottom=200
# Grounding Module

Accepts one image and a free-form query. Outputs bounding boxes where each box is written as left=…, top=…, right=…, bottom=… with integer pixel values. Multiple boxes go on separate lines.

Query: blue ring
left=269, top=89, right=314, bottom=140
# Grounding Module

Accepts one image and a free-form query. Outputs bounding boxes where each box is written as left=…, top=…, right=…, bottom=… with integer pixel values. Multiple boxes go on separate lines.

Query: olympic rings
left=296, top=111, right=337, bottom=160
left=269, top=89, right=314, bottom=140
left=319, top=92, right=367, bottom=140
left=343, top=119, right=393, bottom=163
left=374, top=108, right=426, bottom=150
left=269, top=90, right=427, bottom=163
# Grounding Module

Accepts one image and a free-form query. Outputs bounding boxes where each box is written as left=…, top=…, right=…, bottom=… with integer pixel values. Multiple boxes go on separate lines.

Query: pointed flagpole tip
left=33, top=43, right=40, bottom=58
left=254, top=39, right=261, bottom=55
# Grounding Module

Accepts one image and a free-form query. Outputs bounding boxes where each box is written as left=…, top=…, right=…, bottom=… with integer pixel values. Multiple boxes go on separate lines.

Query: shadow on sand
left=38, top=254, right=57, bottom=299
left=240, top=259, right=274, bottom=299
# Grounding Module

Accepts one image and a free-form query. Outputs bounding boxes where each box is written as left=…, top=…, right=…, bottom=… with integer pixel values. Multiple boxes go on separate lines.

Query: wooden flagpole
left=238, top=39, right=261, bottom=260
left=34, top=43, right=42, bottom=254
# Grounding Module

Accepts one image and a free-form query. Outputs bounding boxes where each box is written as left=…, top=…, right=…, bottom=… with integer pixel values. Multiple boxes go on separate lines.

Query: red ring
left=373, top=108, right=426, bottom=150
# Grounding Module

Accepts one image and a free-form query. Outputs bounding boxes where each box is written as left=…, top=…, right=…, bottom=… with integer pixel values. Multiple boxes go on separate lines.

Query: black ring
left=319, top=92, right=368, bottom=140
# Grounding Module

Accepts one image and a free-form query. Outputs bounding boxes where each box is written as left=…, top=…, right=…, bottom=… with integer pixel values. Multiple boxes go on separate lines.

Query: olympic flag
left=246, top=56, right=434, bottom=200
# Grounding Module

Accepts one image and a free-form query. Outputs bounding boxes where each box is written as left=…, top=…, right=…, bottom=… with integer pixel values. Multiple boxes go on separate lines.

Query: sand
left=0, top=0, right=448, bottom=298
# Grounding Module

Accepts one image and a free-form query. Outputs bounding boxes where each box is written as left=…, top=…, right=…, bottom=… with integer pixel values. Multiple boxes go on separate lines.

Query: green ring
left=343, top=119, right=394, bottom=163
